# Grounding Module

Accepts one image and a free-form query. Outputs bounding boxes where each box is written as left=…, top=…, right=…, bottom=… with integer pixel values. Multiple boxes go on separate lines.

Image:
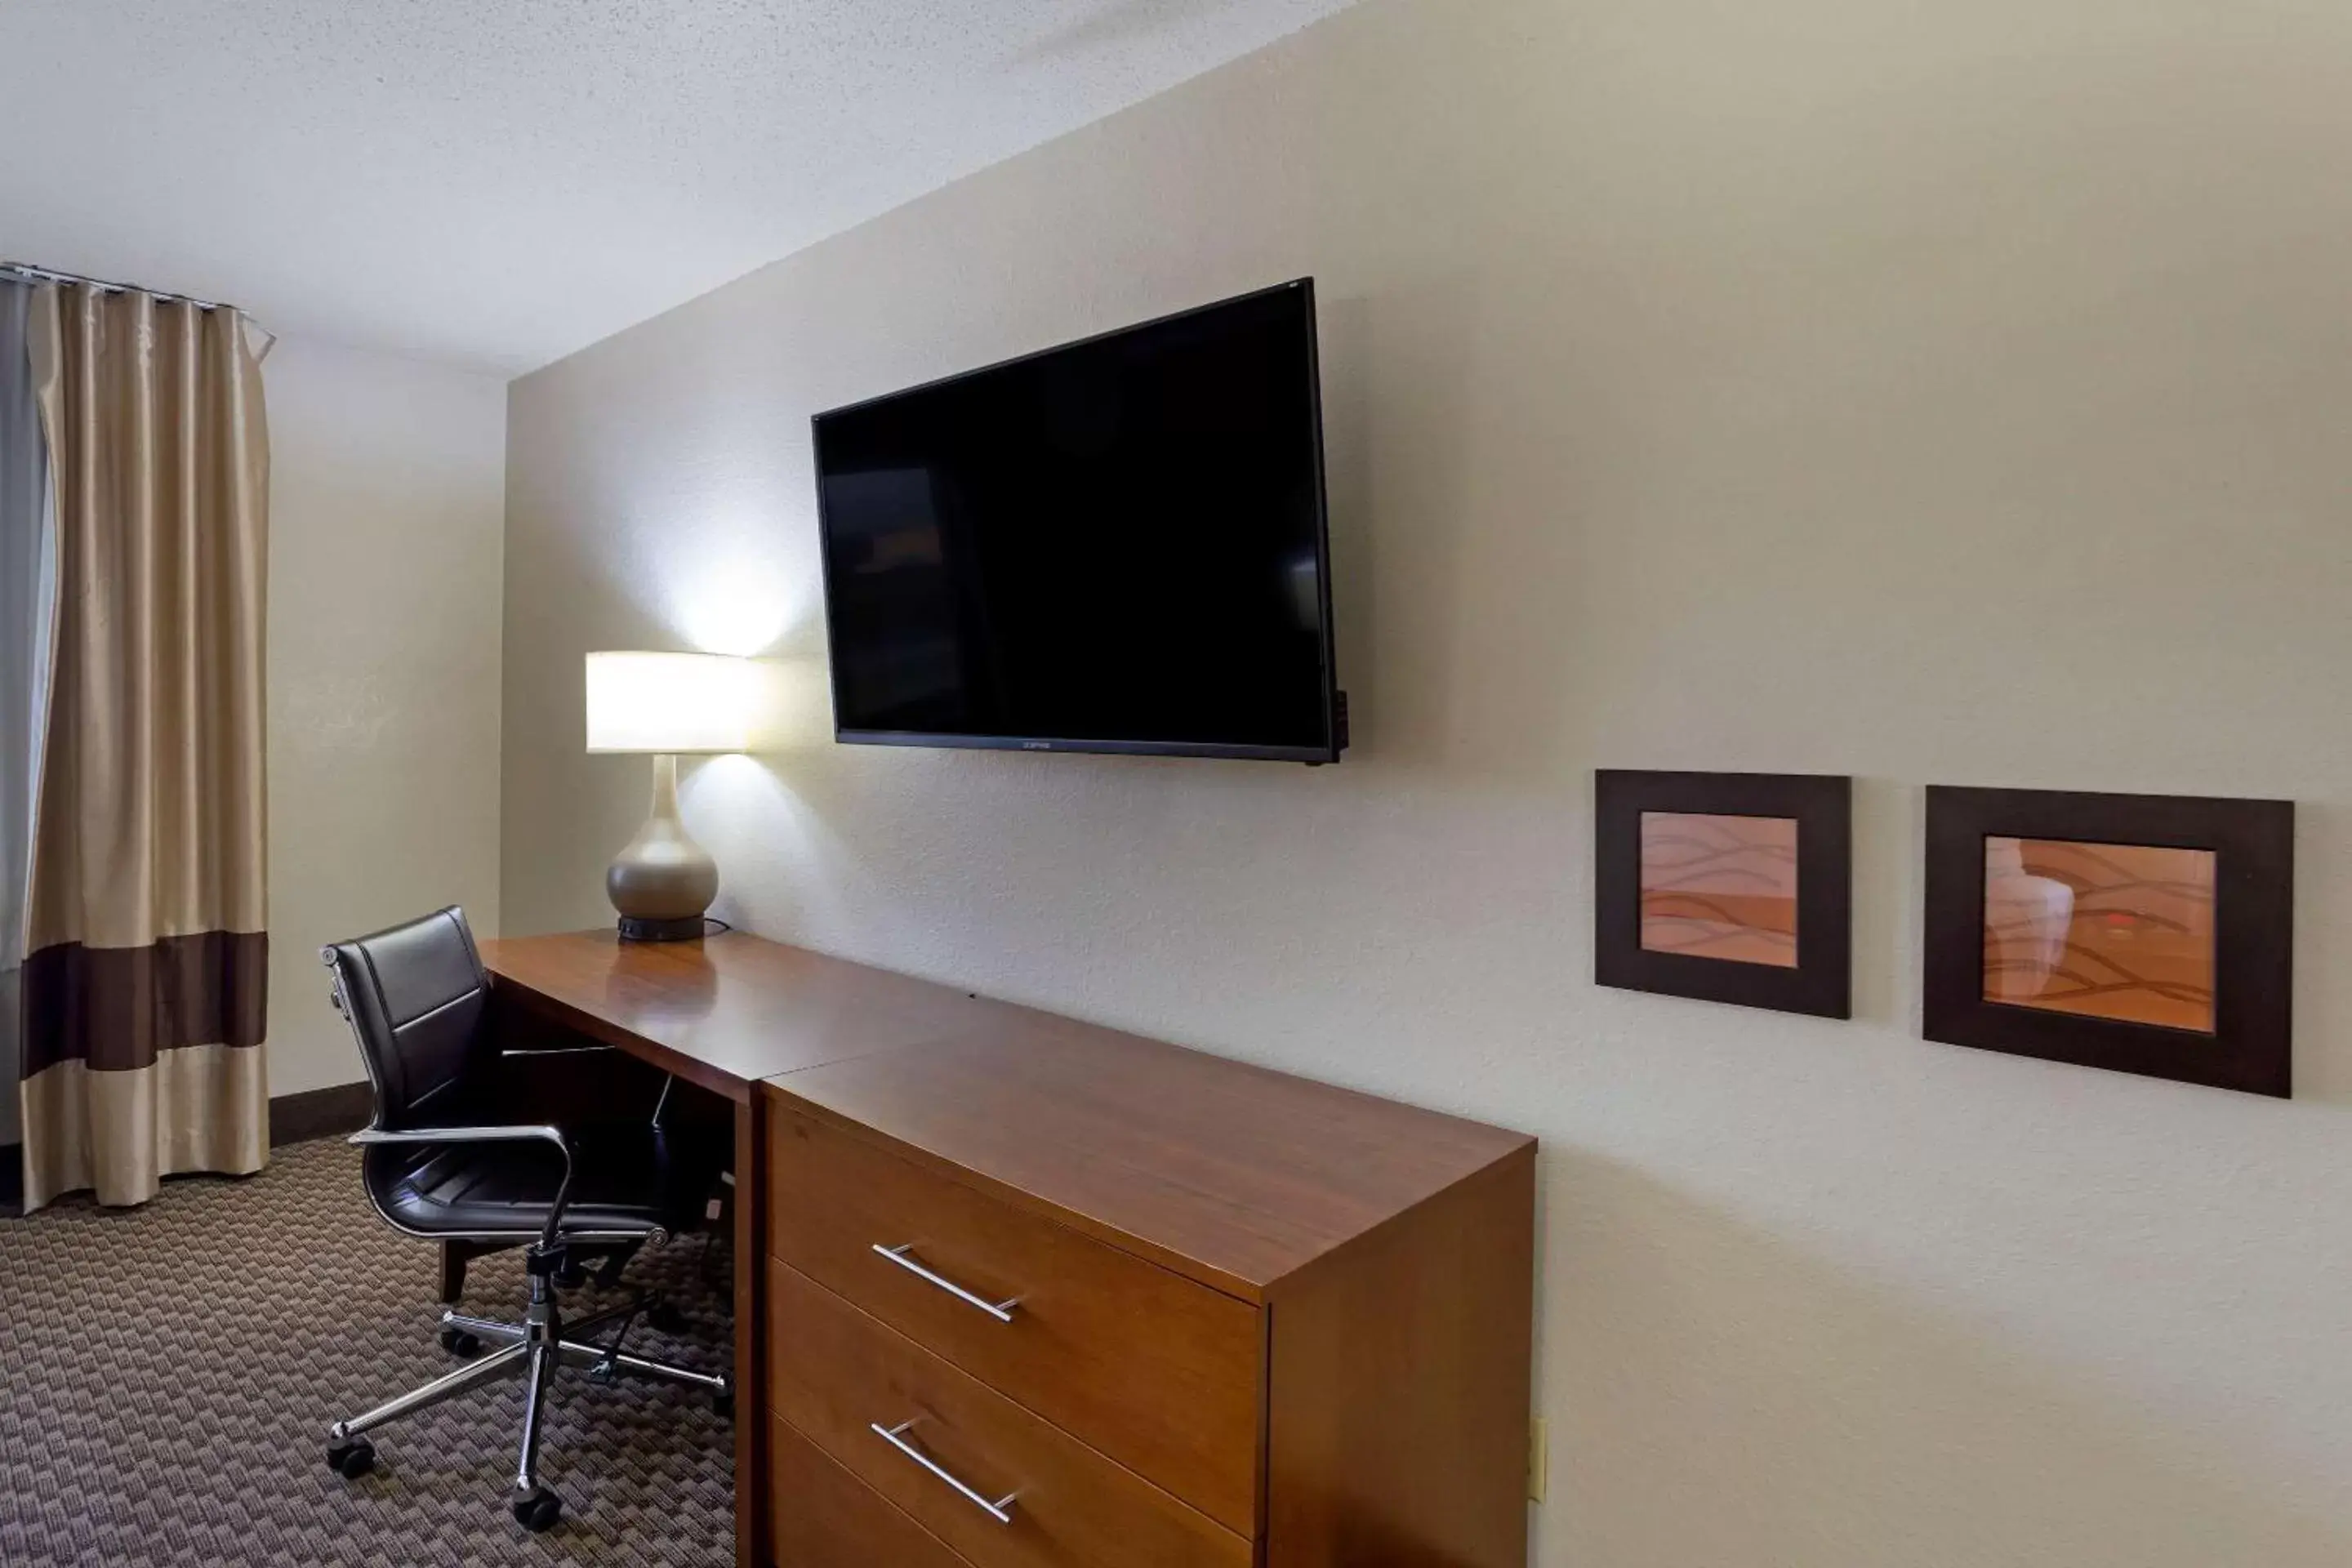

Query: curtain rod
left=1, top=259, right=235, bottom=314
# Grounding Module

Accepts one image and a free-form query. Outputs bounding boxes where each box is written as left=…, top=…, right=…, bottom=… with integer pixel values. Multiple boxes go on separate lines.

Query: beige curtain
left=18, top=283, right=270, bottom=1210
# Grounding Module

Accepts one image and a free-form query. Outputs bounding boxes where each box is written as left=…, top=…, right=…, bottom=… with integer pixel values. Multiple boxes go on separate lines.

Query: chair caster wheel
left=439, top=1325, right=483, bottom=1358
left=645, top=1300, right=687, bottom=1335
left=327, top=1436, right=376, bottom=1478
left=513, top=1486, right=562, bottom=1532
left=712, top=1389, right=734, bottom=1420
left=587, top=1360, right=621, bottom=1387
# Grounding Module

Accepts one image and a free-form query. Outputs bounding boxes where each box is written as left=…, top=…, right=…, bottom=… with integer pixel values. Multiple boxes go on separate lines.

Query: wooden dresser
left=484, top=930, right=1535, bottom=1566
left=758, top=1000, right=1535, bottom=1567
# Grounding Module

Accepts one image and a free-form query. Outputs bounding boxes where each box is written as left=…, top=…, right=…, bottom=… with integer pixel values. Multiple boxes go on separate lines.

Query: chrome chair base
left=323, top=1248, right=730, bottom=1532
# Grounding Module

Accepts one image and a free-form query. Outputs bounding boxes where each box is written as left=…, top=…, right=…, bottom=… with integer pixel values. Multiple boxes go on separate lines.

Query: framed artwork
left=1922, top=786, right=2293, bottom=1097
left=1596, top=771, right=1851, bottom=1018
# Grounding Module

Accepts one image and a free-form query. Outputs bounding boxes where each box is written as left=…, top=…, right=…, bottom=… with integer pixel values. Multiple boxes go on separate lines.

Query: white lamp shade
left=585, top=651, right=759, bottom=754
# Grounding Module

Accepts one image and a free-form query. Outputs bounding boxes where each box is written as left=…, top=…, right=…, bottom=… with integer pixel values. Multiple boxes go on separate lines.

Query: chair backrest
left=322, top=906, right=492, bottom=1131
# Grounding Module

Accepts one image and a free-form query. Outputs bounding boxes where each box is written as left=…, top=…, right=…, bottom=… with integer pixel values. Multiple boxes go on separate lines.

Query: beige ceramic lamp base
left=607, top=753, right=718, bottom=942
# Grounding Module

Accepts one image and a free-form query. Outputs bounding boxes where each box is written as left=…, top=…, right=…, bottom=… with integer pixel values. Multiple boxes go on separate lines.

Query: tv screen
left=812, top=279, right=1340, bottom=764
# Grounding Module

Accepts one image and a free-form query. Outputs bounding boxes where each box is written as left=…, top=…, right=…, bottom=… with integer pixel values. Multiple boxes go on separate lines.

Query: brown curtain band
left=21, top=929, right=270, bottom=1076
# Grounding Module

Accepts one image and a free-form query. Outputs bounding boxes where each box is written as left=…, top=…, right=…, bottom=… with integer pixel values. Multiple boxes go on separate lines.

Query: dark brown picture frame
left=1922, top=786, right=2293, bottom=1098
left=1596, top=771, right=1851, bottom=1018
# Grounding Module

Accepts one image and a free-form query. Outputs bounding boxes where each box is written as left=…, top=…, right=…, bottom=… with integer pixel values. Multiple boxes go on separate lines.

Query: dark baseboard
left=0, top=1142, right=17, bottom=1214
left=269, top=1080, right=375, bottom=1147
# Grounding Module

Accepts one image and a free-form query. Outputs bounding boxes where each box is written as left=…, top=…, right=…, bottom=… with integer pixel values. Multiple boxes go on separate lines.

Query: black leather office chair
left=318, top=906, right=730, bottom=1532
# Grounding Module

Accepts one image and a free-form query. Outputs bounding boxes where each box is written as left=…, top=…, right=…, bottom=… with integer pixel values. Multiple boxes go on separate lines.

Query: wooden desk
left=483, top=929, right=1536, bottom=1568
left=481, top=929, right=1006, bottom=1568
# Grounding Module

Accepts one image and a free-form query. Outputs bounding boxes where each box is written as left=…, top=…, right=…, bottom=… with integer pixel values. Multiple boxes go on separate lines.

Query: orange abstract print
left=1638, top=813, right=1799, bottom=969
left=1981, top=838, right=2216, bottom=1033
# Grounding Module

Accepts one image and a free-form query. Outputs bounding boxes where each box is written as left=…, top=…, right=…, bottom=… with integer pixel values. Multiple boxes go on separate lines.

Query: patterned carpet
left=0, top=1138, right=735, bottom=1566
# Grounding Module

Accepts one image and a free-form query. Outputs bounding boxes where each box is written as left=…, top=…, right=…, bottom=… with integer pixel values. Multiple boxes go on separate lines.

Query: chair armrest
left=350, top=1125, right=578, bottom=1247
left=350, top=1123, right=571, bottom=1152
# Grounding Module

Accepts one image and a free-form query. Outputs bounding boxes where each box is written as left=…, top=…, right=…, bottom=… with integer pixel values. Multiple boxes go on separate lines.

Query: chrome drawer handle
left=871, top=1243, right=1020, bottom=1323
left=871, top=1419, right=1018, bottom=1525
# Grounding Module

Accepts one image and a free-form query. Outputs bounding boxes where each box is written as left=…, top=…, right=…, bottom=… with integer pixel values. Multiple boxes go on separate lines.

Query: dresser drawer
left=768, top=1259, right=1251, bottom=1568
left=770, top=1414, right=972, bottom=1567
left=766, top=1106, right=1263, bottom=1534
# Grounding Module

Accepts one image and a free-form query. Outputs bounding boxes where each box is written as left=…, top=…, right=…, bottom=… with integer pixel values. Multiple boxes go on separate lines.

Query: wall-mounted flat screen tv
left=812, top=278, right=1341, bottom=764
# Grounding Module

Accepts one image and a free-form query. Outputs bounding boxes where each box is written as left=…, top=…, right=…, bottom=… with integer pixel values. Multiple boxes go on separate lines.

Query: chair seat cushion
left=364, top=1122, right=725, bottom=1240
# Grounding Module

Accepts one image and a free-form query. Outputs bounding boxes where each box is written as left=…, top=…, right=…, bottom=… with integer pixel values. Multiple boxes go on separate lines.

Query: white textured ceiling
left=0, top=0, right=1356, bottom=373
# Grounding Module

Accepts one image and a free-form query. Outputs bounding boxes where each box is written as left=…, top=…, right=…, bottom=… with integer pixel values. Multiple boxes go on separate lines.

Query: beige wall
left=269, top=336, right=505, bottom=1098
left=502, top=0, right=2352, bottom=1561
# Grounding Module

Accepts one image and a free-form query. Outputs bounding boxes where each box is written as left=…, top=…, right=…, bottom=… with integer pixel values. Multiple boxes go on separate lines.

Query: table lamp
left=585, top=651, right=758, bottom=941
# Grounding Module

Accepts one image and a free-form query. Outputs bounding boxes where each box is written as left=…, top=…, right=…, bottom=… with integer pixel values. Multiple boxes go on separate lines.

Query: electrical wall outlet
left=1528, top=1416, right=1548, bottom=1503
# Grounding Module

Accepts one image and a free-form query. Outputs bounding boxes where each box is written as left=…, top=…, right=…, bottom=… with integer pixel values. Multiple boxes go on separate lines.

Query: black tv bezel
left=809, top=278, right=1341, bottom=766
